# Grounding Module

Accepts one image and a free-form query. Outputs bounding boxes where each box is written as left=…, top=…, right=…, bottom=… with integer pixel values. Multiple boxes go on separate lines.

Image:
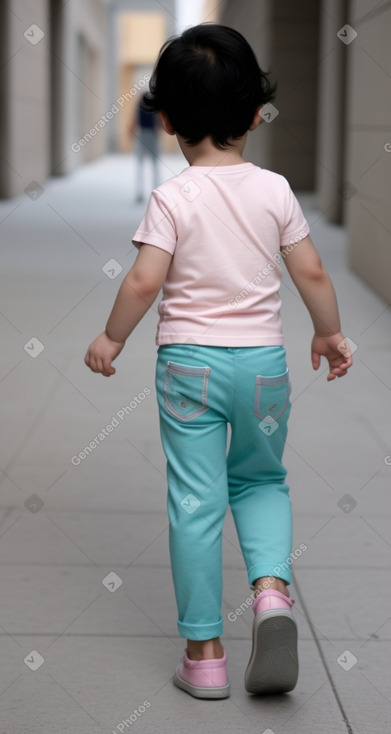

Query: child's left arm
left=84, top=244, right=172, bottom=376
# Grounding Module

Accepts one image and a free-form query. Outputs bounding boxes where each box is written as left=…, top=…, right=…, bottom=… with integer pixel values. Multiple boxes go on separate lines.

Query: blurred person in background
left=128, top=91, right=161, bottom=203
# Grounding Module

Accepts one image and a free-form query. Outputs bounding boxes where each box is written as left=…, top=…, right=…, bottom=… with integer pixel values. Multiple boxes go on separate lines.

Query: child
left=85, top=23, right=353, bottom=699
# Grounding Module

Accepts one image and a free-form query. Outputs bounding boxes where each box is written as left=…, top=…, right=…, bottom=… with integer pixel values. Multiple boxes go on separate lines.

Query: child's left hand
left=84, top=332, right=125, bottom=376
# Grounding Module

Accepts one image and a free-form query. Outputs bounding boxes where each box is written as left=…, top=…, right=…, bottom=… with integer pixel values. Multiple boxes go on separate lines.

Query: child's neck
left=177, top=133, right=248, bottom=167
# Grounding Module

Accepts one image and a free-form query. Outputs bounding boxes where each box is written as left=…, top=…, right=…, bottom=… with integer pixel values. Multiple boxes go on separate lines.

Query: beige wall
left=119, top=12, right=166, bottom=65
left=344, top=0, right=391, bottom=302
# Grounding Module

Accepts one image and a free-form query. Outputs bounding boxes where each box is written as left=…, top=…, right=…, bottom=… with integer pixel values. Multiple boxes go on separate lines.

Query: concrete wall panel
left=2, top=0, right=50, bottom=198
left=220, top=0, right=320, bottom=187
left=345, top=0, right=391, bottom=301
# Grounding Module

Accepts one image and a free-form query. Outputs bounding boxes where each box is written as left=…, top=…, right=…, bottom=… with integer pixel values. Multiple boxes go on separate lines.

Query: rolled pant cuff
left=177, top=617, right=224, bottom=640
left=248, top=564, right=292, bottom=588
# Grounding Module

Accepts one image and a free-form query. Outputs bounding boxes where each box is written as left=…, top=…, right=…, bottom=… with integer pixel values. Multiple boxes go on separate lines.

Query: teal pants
left=155, top=344, right=293, bottom=641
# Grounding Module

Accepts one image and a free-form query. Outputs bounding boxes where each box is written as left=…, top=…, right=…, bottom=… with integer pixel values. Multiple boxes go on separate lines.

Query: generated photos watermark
left=71, top=388, right=151, bottom=465
left=227, top=231, right=308, bottom=310
left=111, top=701, right=151, bottom=732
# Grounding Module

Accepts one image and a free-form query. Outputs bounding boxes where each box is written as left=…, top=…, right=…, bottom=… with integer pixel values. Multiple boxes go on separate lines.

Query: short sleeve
left=132, top=189, right=177, bottom=254
left=280, top=178, right=310, bottom=248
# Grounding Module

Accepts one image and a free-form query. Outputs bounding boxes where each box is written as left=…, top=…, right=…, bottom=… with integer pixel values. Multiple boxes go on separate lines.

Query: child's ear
left=159, top=110, right=176, bottom=135
left=248, top=106, right=263, bottom=131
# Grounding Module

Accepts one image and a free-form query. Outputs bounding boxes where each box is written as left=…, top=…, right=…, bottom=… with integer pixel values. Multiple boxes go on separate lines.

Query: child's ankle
left=253, top=576, right=290, bottom=598
left=186, top=637, right=224, bottom=661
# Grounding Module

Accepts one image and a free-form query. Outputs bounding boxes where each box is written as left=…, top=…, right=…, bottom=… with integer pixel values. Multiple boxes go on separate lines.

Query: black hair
left=141, top=23, right=277, bottom=150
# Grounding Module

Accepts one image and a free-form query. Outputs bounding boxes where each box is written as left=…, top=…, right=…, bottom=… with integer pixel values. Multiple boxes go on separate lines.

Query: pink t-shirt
left=132, top=162, right=310, bottom=346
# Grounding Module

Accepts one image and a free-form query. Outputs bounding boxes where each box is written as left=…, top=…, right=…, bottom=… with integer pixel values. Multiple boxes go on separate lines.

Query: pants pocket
left=163, top=361, right=211, bottom=421
left=253, top=369, right=292, bottom=422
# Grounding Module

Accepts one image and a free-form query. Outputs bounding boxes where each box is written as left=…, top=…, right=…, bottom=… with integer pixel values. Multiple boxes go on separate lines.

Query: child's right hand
left=84, top=331, right=125, bottom=377
left=311, top=332, right=353, bottom=381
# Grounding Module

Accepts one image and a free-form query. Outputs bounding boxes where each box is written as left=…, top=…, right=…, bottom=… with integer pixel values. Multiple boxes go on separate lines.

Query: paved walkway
left=1, top=154, right=390, bottom=733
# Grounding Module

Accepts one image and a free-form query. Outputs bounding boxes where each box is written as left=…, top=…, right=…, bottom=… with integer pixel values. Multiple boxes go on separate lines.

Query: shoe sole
left=244, top=610, right=298, bottom=694
left=174, top=666, right=230, bottom=699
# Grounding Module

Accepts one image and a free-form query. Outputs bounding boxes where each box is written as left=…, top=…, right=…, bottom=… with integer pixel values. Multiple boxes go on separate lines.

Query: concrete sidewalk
left=1, top=154, right=390, bottom=733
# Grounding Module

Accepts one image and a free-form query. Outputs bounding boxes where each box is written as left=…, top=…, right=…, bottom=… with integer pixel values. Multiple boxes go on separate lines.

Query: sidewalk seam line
left=293, top=571, right=355, bottom=734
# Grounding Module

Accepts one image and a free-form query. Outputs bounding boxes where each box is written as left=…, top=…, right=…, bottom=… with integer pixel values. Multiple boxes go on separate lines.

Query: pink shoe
left=174, top=647, right=230, bottom=699
left=244, top=589, right=298, bottom=694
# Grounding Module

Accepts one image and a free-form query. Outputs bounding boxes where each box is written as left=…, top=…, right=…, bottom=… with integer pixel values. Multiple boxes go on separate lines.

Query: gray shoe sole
left=244, top=610, right=298, bottom=694
left=174, top=666, right=231, bottom=699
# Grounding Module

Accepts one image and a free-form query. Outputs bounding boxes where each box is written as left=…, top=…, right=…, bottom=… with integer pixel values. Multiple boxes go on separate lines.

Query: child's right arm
left=281, top=234, right=353, bottom=381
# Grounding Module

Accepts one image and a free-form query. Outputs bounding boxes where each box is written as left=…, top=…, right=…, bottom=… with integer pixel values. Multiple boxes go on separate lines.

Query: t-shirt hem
left=156, top=334, right=285, bottom=346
